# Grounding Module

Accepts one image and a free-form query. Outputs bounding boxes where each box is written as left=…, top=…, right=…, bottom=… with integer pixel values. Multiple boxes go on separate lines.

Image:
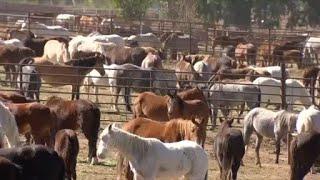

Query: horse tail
left=243, top=108, right=258, bottom=146
left=289, top=138, right=298, bottom=180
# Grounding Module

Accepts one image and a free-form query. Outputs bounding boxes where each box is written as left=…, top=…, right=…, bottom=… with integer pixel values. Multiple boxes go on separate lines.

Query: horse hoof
left=90, top=157, right=98, bottom=165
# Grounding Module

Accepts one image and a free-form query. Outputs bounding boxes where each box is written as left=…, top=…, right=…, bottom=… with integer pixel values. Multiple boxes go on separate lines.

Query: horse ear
left=108, top=123, right=113, bottom=133
left=228, top=118, right=234, bottom=126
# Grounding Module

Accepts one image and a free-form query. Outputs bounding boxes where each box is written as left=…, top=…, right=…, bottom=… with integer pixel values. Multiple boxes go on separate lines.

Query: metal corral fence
left=0, top=62, right=316, bottom=128
left=0, top=12, right=319, bottom=127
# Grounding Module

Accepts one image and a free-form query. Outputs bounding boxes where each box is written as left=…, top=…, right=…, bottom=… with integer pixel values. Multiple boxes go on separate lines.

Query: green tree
left=112, top=0, right=153, bottom=20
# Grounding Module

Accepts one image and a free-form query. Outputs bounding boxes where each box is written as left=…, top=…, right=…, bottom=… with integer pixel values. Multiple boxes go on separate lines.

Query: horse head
left=94, top=53, right=106, bottom=76
left=166, top=93, right=183, bottom=119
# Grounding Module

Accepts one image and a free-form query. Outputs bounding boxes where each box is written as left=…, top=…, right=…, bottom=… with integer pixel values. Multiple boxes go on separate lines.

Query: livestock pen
left=0, top=12, right=320, bottom=180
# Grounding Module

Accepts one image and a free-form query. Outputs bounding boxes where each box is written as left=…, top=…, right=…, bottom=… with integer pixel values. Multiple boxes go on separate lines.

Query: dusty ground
left=0, top=65, right=319, bottom=180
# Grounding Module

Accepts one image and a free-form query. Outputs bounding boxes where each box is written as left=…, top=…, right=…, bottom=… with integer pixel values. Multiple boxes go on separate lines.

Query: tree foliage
left=112, top=0, right=153, bottom=20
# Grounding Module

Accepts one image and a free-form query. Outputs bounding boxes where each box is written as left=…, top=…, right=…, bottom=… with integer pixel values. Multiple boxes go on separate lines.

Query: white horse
left=0, top=101, right=20, bottom=148
left=21, top=21, right=71, bottom=38
left=243, top=107, right=298, bottom=166
left=253, top=77, right=312, bottom=110
left=296, top=105, right=320, bottom=134
left=0, top=39, right=24, bottom=47
left=303, top=37, right=320, bottom=65
left=97, top=124, right=208, bottom=180
left=248, top=66, right=289, bottom=79
left=43, top=40, right=69, bottom=64
left=83, top=67, right=109, bottom=103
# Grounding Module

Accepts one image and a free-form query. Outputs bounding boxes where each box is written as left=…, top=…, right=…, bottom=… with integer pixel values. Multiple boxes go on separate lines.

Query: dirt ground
left=0, top=66, right=320, bottom=180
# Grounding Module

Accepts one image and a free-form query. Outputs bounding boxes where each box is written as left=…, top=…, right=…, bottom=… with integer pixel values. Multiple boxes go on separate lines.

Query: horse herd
left=0, top=23, right=320, bottom=180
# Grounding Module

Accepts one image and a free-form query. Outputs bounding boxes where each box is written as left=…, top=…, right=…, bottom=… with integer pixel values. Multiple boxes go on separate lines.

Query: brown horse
left=166, top=93, right=210, bottom=147
left=235, top=43, right=257, bottom=65
left=7, top=102, right=55, bottom=147
left=212, top=68, right=270, bottom=82
left=290, top=133, right=320, bottom=180
left=212, top=35, right=247, bottom=50
left=257, top=41, right=278, bottom=66
left=0, top=92, right=35, bottom=103
left=214, top=119, right=245, bottom=180
left=302, top=66, right=320, bottom=93
left=117, top=117, right=203, bottom=180
left=133, top=87, right=207, bottom=122
left=175, top=55, right=200, bottom=89
left=54, top=129, right=79, bottom=180
left=0, top=156, right=22, bottom=180
left=46, top=96, right=100, bottom=165
left=20, top=53, right=105, bottom=100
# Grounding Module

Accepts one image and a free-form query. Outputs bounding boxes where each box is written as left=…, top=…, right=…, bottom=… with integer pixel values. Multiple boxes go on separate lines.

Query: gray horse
left=104, top=63, right=177, bottom=112
left=243, top=107, right=298, bottom=166
left=208, top=81, right=261, bottom=127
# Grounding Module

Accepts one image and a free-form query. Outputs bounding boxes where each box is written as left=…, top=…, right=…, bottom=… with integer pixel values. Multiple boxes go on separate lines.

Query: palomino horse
left=0, top=101, right=20, bottom=148
left=214, top=118, right=245, bottom=180
left=7, top=102, right=55, bottom=147
left=46, top=96, right=100, bottom=165
left=166, top=93, right=210, bottom=147
left=20, top=53, right=105, bottom=100
left=97, top=124, right=208, bottom=180
left=243, top=107, right=298, bottom=166
left=117, top=117, right=204, bottom=180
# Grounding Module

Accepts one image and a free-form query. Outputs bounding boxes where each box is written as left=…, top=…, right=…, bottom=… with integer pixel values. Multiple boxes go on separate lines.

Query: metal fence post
left=189, top=22, right=192, bottom=54
left=205, top=25, right=209, bottom=52
left=280, top=63, right=287, bottom=110
left=311, top=77, right=315, bottom=105
left=27, top=12, right=31, bottom=32
left=268, top=28, right=271, bottom=65
left=110, top=17, right=114, bottom=34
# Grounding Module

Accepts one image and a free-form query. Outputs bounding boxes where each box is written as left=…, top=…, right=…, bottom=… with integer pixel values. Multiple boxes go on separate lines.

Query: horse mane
left=65, top=55, right=100, bottom=67
left=169, top=119, right=194, bottom=140
left=110, top=126, right=152, bottom=158
left=46, top=96, right=65, bottom=106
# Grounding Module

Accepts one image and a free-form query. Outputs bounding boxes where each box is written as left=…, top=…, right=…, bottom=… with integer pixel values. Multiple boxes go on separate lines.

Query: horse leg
left=237, top=103, right=245, bottom=124
left=124, top=87, right=132, bottom=112
left=95, top=86, right=99, bottom=104
left=3, top=65, right=11, bottom=86
left=112, top=87, right=121, bottom=112
left=10, top=65, right=17, bottom=88
left=231, top=160, right=241, bottom=180
left=275, top=133, right=281, bottom=164
left=255, top=134, right=263, bottom=167
left=76, top=85, right=80, bottom=100
left=210, top=106, right=217, bottom=129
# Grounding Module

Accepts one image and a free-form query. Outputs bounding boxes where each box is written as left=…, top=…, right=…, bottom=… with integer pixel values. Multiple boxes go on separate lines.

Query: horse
left=43, top=40, right=69, bottom=64
left=141, top=52, right=163, bottom=69
left=0, top=45, right=35, bottom=87
left=97, top=124, right=208, bottom=180
left=243, top=107, right=298, bottom=166
left=235, top=43, right=257, bottom=65
left=166, top=93, right=209, bottom=147
left=46, top=96, right=100, bottom=165
left=248, top=66, right=288, bottom=79
left=104, top=63, right=176, bottom=112
left=214, top=119, right=245, bottom=180
left=20, top=53, right=105, bottom=100
left=0, top=39, right=24, bottom=47
left=296, top=105, right=320, bottom=134
left=0, top=145, right=65, bottom=180
left=253, top=77, right=312, bottom=110
left=290, top=132, right=320, bottom=180
left=0, top=156, right=22, bottom=180
left=175, top=55, right=200, bottom=89
left=302, top=66, right=320, bottom=92
left=0, top=101, right=20, bottom=148
left=257, top=41, right=278, bottom=66
left=303, top=37, right=320, bottom=65
left=118, top=117, right=204, bottom=180
left=209, top=81, right=261, bottom=125
left=7, top=102, right=55, bottom=147
left=212, top=35, right=247, bottom=50
left=0, top=92, right=35, bottom=103
left=17, top=59, right=41, bottom=102
left=133, top=87, right=206, bottom=122
left=54, top=129, right=79, bottom=180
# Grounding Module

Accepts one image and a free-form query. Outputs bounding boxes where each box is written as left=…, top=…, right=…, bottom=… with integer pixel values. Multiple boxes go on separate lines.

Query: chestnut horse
left=46, top=96, right=100, bottom=165
left=7, top=102, right=55, bottom=147
left=118, top=117, right=204, bottom=180
left=0, top=92, right=35, bottom=103
left=133, top=87, right=207, bottom=122
left=166, top=93, right=210, bottom=147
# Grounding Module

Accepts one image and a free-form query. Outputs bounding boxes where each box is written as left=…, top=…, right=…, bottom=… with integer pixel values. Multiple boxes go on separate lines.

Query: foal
left=214, top=119, right=245, bottom=180
left=166, top=93, right=210, bottom=147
